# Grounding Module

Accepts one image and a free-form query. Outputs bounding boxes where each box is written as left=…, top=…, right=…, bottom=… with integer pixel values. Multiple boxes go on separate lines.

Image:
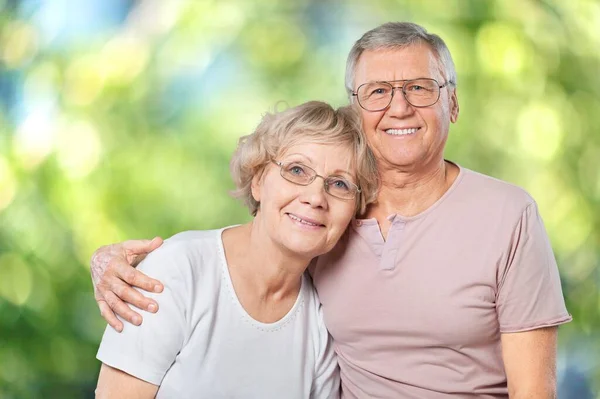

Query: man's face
left=353, top=44, right=459, bottom=172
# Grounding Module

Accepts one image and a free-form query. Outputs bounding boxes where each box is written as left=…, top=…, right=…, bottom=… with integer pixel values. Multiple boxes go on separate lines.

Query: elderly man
left=91, top=22, right=571, bottom=398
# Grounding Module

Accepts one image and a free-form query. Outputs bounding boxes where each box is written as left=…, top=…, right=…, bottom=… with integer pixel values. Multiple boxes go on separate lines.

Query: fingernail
left=116, top=326, right=123, bottom=333
left=148, top=303, right=157, bottom=312
left=154, top=284, right=162, bottom=293
left=132, top=316, right=142, bottom=325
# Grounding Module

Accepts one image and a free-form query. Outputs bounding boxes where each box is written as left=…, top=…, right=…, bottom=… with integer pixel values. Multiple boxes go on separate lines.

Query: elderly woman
left=95, top=101, right=378, bottom=398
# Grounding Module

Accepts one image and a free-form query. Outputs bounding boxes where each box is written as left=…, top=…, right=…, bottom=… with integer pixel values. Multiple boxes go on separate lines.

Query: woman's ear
left=251, top=173, right=262, bottom=203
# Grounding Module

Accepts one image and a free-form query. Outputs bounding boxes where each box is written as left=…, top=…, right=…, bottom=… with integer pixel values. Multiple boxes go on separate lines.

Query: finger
left=111, top=279, right=160, bottom=313
left=119, top=265, right=164, bottom=293
left=103, top=290, right=143, bottom=326
left=98, top=300, right=123, bottom=332
left=123, top=237, right=164, bottom=257
left=147, top=236, right=163, bottom=251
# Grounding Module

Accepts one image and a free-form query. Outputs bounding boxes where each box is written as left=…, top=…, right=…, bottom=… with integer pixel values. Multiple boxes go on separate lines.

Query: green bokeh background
left=1, top=0, right=599, bottom=397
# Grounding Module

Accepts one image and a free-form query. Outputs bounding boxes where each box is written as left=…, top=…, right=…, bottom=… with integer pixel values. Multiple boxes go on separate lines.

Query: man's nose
left=387, top=86, right=414, bottom=116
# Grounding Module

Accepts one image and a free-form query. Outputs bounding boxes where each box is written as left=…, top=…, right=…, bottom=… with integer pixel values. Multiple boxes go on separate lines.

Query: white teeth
left=385, top=128, right=418, bottom=135
left=288, top=214, right=319, bottom=226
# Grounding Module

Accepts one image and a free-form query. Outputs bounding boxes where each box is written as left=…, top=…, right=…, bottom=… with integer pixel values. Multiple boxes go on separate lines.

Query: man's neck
left=366, top=159, right=459, bottom=221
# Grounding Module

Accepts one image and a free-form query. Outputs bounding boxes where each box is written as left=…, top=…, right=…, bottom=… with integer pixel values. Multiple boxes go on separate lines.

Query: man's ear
left=450, top=89, right=459, bottom=123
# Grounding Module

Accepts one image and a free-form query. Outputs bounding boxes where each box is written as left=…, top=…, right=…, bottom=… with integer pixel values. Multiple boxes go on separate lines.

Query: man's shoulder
left=459, top=167, right=535, bottom=208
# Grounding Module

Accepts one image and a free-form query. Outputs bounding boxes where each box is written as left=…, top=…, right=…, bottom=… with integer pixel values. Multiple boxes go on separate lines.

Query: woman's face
left=252, top=141, right=358, bottom=260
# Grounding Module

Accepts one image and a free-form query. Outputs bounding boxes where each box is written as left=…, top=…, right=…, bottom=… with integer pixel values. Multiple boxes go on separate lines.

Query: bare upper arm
left=96, top=363, right=159, bottom=399
left=501, top=326, right=558, bottom=398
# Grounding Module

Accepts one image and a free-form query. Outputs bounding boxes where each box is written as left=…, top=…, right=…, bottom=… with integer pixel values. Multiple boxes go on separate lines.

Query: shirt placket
left=380, top=215, right=406, bottom=270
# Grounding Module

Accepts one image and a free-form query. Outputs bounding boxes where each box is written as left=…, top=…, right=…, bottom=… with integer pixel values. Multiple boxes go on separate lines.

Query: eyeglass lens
left=356, top=78, right=441, bottom=110
left=279, top=162, right=358, bottom=200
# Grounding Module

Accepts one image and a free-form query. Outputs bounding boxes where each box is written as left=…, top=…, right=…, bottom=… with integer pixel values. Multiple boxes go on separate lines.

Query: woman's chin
left=282, top=239, right=326, bottom=260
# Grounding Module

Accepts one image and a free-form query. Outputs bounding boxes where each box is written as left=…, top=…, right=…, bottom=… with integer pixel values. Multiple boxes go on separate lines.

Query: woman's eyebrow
left=331, top=170, right=354, bottom=177
left=281, top=153, right=313, bottom=163
left=282, top=153, right=355, bottom=178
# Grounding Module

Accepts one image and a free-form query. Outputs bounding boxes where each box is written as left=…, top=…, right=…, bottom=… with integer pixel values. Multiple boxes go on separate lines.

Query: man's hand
left=91, top=237, right=164, bottom=332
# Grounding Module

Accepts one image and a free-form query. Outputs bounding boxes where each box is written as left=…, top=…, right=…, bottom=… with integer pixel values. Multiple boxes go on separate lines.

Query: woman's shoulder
left=299, top=273, right=333, bottom=360
left=300, top=273, right=327, bottom=325
left=163, top=229, right=223, bottom=251
left=138, top=228, right=227, bottom=283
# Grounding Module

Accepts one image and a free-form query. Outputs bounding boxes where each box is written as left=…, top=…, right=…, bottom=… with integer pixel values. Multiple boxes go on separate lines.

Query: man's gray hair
left=345, top=22, right=457, bottom=97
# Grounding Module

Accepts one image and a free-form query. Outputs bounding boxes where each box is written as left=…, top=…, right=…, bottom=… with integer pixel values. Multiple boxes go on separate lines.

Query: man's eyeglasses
left=352, top=78, right=454, bottom=111
left=272, top=161, right=360, bottom=200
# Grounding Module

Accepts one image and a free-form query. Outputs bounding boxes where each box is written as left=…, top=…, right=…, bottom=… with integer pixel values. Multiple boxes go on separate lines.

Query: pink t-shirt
left=310, top=165, right=571, bottom=398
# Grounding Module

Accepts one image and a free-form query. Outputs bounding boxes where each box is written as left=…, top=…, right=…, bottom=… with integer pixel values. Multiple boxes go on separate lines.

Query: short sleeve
left=496, top=202, right=572, bottom=333
left=96, top=242, right=191, bottom=385
left=310, top=304, right=340, bottom=399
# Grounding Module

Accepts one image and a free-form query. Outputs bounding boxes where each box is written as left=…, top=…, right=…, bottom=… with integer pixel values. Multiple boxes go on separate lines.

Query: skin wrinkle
left=92, top=24, right=566, bottom=398
left=353, top=44, right=459, bottom=230
left=96, top=140, right=359, bottom=397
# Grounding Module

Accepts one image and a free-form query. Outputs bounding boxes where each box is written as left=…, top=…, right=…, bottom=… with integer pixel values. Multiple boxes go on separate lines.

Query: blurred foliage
left=0, top=0, right=599, bottom=398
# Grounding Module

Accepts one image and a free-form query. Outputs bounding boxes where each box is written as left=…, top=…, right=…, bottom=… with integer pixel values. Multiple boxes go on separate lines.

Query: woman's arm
left=96, top=240, right=189, bottom=393
left=96, top=364, right=159, bottom=399
left=501, top=327, right=558, bottom=398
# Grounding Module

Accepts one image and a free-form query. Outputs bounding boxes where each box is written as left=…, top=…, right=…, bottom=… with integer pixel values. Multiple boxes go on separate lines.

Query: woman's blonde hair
left=230, top=101, right=378, bottom=216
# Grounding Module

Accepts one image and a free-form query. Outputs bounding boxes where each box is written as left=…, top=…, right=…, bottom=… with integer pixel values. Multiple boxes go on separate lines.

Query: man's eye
left=407, top=83, right=435, bottom=93
left=371, top=87, right=389, bottom=96
left=407, top=85, right=424, bottom=91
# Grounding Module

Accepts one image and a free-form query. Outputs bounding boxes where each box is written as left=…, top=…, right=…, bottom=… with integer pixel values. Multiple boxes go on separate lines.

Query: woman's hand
left=91, top=237, right=164, bottom=332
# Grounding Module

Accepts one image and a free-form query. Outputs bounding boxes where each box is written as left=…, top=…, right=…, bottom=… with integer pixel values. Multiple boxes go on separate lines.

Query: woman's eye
left=332, top=179, right=350, bottom=191
left=289, top=165, right=305, bottom=175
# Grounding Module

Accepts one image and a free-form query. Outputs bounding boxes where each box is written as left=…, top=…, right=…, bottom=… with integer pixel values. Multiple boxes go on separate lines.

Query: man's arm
left=501, top=327, right=558, bottom=398
left=96, top=364, right=159, bottom=399
left=91, top=237, right=164, bottom=331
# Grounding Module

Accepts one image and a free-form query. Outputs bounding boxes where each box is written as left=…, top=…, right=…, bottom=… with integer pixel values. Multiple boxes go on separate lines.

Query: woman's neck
left=221, top=222, right=306, bottom=323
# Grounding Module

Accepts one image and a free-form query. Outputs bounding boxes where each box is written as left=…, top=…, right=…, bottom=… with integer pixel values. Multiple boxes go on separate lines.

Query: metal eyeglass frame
left=352, top=78, right=454, bottom=111
left=272, top=160, right=361, bottom=200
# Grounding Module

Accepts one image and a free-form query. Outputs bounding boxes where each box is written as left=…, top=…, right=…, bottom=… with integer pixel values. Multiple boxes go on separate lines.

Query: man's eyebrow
left=367, top=77, right=432, bottom=83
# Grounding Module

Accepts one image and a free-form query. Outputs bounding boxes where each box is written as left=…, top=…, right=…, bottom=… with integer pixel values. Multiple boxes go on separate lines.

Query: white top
left=97, top=228, right=339, bottom=399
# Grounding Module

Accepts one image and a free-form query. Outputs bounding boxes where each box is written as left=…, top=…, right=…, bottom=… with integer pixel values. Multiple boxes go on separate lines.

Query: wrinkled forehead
left=353, top=43, right=445, bottom=88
